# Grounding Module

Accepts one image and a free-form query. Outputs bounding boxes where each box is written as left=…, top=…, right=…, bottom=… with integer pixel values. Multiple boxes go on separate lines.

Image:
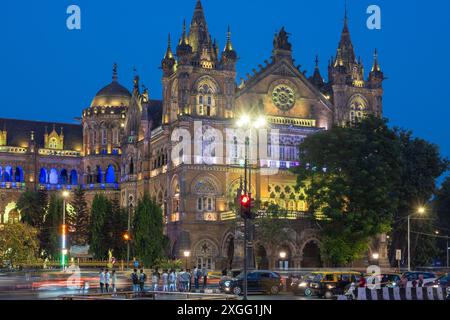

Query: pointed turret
left=309, top=55, right=324, bottom=89
left=112, top=63, right=118, bottom=82
left=162, top=33, right=176, bottom=75
left=222, top=26, right=237, bottom=64
left=189, top=0, right=210, bottom=53
left=368, top=48, right=384, bottom=88
left=176, top=19, right=193, bottom=61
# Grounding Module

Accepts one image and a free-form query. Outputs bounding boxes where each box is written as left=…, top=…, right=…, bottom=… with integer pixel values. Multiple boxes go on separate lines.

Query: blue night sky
left=1, top=0, right=449, bottom=165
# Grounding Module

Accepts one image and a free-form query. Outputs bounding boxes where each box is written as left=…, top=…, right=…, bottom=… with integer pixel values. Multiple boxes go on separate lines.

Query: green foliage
left=431, top=177, right=450, bottom=264
left=41, top=194, right=63, bottom=259
left=133, top=194, right=165, bottom=267
left=320, top=236, right=368, bottom=267
left=89, top=194, right=112, bottom=259
left=295, top=117, right=400, bottom=266
left=70, top=187, right=90, bottom=246
left=105, top=198, right=128, bottom=260
left=154, top=258, right=183, bottom=270
left=255, top=203, right=290, bottom=253
left=0, top=223, right=40, bottom=266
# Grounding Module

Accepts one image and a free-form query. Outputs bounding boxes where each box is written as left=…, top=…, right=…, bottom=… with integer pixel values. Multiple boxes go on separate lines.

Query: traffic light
left=240, top=194, right=253, bottom=219
left=123, top=232, right=131, bottom=241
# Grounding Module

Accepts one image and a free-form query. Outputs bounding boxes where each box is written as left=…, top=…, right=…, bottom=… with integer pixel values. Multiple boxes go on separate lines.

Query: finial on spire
left=112, top=63, right=118, bottom=82
left=315, top=54, right=319, bottom=68
left=133, top=74, right=140, bottom=89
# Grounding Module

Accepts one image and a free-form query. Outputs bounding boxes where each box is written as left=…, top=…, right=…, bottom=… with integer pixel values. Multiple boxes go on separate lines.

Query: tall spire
left=337, top=2, right=355, bottom=66
left=310, top=54, right=324, bottom=88
left=189, top=0, right=211, bottom=53
left=371, top=48, right=381, bottom=72
left=225, top=25, right=232, bottom=51
left=112, top=63, right=118, bottom=82
left=164, top=33, right=174, bottom=59
left=222, top=25, right=237, bottom=63
left=162, top=33, right=176, bottom=75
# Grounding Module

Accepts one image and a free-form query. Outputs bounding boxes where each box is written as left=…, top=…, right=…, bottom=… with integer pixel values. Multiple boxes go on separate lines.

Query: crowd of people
left=98, top=266, right=210, bottom=294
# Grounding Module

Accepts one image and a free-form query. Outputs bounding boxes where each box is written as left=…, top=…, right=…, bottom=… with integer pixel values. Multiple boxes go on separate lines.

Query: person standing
left=202, top=267, right=208, bottom=290
left=105, top=269, right=111, bottom=293
left=162, top=269, right=169, bottom=292
left=186, top=269, right=192, bottom=292
left=193, top=266, right=199, bottom=291
left=152, top=269, right=160, bottom=291
left=169, top=269, right=176, bottom=292
left=139, top=269, right=147, bottom=292
left=131, top=269, right=139, bottom=293
left=99, top=268, right=106, bottom=293
left=111, top=270, right=117, bottom=295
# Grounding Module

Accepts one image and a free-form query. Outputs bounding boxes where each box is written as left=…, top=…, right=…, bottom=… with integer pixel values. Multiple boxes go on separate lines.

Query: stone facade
left=0, top=0, right=387, bottom=269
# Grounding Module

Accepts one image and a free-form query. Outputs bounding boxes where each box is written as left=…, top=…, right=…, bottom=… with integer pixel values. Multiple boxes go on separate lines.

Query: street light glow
left=254, top=116, right=267, bottom=129
left=279, top=251, right=287, bottom=259
left=372, top=253, right=380, bottom=260
left=183, top=250, right=191, bottom=258
left=62, top=190, right=70, bottom=198
left=236, top=114, right=250, bottom=128
left=417, top=206, right=426, bottom=214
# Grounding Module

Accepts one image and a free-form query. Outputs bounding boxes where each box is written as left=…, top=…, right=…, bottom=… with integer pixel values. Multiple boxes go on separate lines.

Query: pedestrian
left=417, top=274, right=425, bottom=287
left=202, top=267, right=208, bottom=289
left=186, top=269, right=192, bottom=292
left=358, top=275, right=366, bottom=288
left=193, top=266, right=199, bottom=290
left=139, top=269, right=147, bottom=292
left=105, top=268, right=111, bottom=293
left=111, top=270, right=117, bottom=295
left=162, top=269, right=169, bottom=292
left=169, top=269, right=176, bottom=292
left=399, top=276, right=408, bottom=288
left=178, top=269, right=184, bottom=292
left=152, top=269, right=160, bottom=291
left=99, top=268, right=106, bottom=293
left=131, top=268, right=139, bottom=293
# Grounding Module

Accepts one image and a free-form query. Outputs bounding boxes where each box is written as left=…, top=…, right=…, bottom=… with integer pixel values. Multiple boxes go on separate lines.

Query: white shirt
left=99, top=272, right=106, bottom=284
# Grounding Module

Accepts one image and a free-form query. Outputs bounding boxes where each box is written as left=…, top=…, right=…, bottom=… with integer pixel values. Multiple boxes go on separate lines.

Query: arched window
left=96, top=166, right=103, bottom=183
left=129, top=158, right=134, bottom=175
left=49, top=168, right=58, bottom=184
left=14, top=167, right=24, bottom=183
left=4, top=166, right=12, bottom=182
left=106, top=165, right=115, bottom=183
left=197, top=82, right=216, bottom=117
left=101, top=128, right=107, bottom=145
left=39, top=168, right=48, bottom=184
left=49, top=137, right=58, bottom=149
left=349, top=95, right=368, bottom=123
left=70, top=170, right=78, bottom=185
left=60, top=169, right=68, bottom=184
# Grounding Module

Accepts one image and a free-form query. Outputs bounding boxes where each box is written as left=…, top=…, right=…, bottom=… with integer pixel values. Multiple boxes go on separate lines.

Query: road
left=0, top=270, right=318, bottom=300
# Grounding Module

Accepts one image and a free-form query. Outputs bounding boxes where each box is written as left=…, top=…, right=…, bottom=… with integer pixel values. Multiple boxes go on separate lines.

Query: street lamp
left=279, top=251, right=287, bottom=270
left=61, top=190, right=70, bottom=270
left=183, top=250, right=191, bottom=270
left=372, top=253, right=380, bottom=260
left=408, top=206, right=426, bottom=271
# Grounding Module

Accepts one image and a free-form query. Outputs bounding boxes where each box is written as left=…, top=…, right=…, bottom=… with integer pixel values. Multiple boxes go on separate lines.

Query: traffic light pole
left=243, top=136, right=249, bottom=301
left=127, top=205, right=131, bottom=270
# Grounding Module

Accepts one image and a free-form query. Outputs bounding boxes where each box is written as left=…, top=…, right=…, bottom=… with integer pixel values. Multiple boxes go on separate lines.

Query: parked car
left=295, top=271, right=361, bottom=299
left=365, top=273, right=401, bottom=288
left=425, top=273, right=450, bottom=290
left=219, top=270, right=283, bottom=295
left=402, top=271, right=437, bottom=287
left=291, top=273, right=315, bottom=296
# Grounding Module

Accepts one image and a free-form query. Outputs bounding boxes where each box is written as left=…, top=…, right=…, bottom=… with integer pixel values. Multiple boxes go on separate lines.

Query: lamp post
left=183, top=250, right=191, bottom=270
left=236, top=114, right=267, bottom=301
left=279, top=251, right=287, bottom=270
left=61, top=190, right=70, bottom=270
left=408, top=206, right=426, bottom=272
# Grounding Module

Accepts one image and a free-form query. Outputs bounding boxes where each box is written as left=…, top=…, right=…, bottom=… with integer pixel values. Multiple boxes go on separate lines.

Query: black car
left=219, top=270, right=283, bottom=295
left=426, top=273, right=450, bottom=290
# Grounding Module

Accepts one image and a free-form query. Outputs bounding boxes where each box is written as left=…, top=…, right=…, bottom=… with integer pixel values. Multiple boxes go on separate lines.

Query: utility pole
left=407, top=214, right=411, bottom=272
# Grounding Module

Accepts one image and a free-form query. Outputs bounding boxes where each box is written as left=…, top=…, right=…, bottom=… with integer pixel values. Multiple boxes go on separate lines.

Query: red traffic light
left=240, top=195, right=250, bottom=207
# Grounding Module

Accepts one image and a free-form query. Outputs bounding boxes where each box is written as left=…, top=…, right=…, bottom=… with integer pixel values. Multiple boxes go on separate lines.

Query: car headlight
left=299, top=282, right=307, bottom=287
left=327, top=284, right=335, bottom=289
left=224, top=281, right=231, bottom=287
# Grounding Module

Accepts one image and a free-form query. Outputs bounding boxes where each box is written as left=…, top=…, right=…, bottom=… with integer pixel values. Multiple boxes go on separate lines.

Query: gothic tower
left=327, top=9, right=384, bottom=125
left=161, top=0, right=238, bottom=123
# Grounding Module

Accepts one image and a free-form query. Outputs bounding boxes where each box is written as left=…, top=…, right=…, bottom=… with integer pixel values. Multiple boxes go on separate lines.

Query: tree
left=388, top=130, right=448, bottom=267
left=17, top=189, right=47, bottom=228
left=70, top=187, right=90, bottom=246
left=104, top=197, right=128, bottom=260
left=41, top=194, right=63, bottom=259
left=89, top=194, right=112, bottom=259
left=133, top=194, right=165, bottom=267
left=433, top=177, right=450, bottom=264
left=0, top=223, right=40, bottom=267
left=294, top=117, right=402, bottom=266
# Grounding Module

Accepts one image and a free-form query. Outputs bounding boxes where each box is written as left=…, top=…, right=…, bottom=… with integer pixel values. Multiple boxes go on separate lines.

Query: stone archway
left=301, top=239, right=322, bottom=268
left=194, top=239, right=219, bottom=271
left=255, top=244, right=269, bottom=270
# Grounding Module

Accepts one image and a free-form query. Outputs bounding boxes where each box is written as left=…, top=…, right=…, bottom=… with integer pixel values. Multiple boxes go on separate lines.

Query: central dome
left=90, top=81, right=131, bottom=108
left=90, top=64, right=132, bottom=108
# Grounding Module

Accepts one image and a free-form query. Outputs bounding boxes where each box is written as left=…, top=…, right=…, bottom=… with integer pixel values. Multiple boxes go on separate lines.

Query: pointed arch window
left=197, top=83, right=216, bottom=117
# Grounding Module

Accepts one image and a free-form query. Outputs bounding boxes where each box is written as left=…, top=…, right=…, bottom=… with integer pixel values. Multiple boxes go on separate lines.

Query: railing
left=267, top=116, right=316, bottom=127
left=0, top=146, right=27, bottom=154
left=60, top=291, right=238, bottom=301
left=38, top=183, right=119, bottom=191
left=38, top=148, right=81, bottom=157
left=0, top=182, right=26, bottom=189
